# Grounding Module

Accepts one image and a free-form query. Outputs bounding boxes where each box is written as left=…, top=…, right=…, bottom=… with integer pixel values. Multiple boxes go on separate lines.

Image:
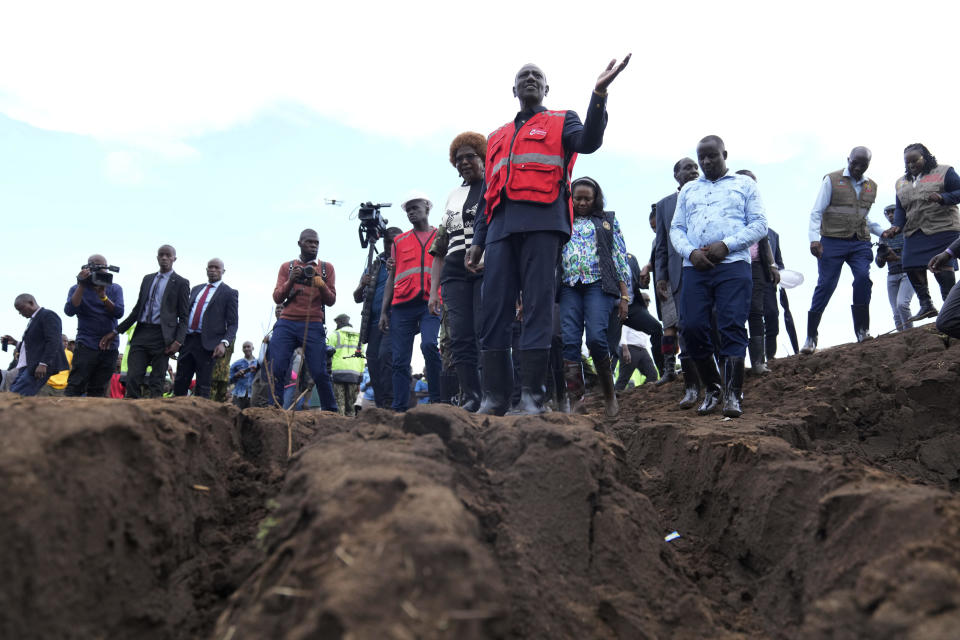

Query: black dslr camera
left=79, top=263, right=120, bottom=287
left=358, top=202, right=391, bottom=249
left=296, top=264, right=318, bottom=284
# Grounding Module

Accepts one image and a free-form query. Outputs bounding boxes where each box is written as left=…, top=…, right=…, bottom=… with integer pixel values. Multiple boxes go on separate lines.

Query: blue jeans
left=559, top=281, right=617, bottom=361
left=268, top=319, right=338, bottom=411
left=810, top=237, right=873, bottom=314
left=389, top=300, right=441, bottom=411
left=886, top=271, right=915, bottom=331
left=11, top=367, right=49, bottom=396
left=679, top=262, right=752, bottom=359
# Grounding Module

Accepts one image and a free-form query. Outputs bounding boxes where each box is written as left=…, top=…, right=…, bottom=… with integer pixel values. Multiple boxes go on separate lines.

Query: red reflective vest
left=484, top=109, right=577, bottom=223
left=391, top=228, right=437, bottom=305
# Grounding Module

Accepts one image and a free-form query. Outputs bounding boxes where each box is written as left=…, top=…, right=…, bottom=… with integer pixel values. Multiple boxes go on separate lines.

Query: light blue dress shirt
left=669, top=172, right=767, bottom=267
left=808, top=168, right=885, bottom=242
left=140, top=271, right=171, bottom=324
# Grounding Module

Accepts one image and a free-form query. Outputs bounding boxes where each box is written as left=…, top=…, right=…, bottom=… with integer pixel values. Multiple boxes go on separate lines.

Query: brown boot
left=563, top=359, right=585, bottom=413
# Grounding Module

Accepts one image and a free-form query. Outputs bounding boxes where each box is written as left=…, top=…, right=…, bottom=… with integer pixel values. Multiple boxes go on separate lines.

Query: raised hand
left=596, top=54, right=631, bottom=93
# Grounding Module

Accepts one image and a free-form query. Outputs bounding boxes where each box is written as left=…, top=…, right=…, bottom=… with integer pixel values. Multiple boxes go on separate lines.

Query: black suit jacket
left=23, top=308, right=69, bottom=374
left=117, top=271, right=190, bottom=346
left=186, top=282, right=239, bottom=351
left=654, top=191, right=684, bottom=295
left=767, top=228, right=784, bottom=270
left=626, top=253, right=645, bottom=302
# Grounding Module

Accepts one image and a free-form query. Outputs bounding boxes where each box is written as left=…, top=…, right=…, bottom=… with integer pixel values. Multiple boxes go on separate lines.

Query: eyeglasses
left=455, top=153, right=480, bottom=163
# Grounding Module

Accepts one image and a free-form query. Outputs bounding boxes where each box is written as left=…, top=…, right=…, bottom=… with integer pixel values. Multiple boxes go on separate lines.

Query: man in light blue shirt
left=670, top=135, right=767, bottom=418
left=801, top=147, right=881, bottom=353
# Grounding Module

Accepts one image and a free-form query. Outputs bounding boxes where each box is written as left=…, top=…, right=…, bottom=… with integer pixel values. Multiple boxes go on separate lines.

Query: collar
left=30, top=307, right=41, bottom=319
left=204, top=280, right=222, bottom=290
left=842, top=167, right=867, bottom=184
left=156, top=270, right=172, bottom=279
left=296, top=258, right=318, bottom=266
left=697, top=170, right=732, bottom=184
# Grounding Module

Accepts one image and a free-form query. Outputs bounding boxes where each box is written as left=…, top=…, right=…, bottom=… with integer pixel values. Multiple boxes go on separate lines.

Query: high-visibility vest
left=484, top=109, right=576, bottom=222
left=392, top=229, right=437, bottom=305
left=328, top=327, right=364, bottom=383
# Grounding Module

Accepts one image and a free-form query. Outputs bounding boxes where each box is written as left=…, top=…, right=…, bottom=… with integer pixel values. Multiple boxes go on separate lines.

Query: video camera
left=79, top=263, right=120, bottom=287
left=358, top=202, right=391, bottom=249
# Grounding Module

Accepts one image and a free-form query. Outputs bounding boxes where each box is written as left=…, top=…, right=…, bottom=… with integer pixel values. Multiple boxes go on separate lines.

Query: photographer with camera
left=229, top=341, right=258, bottom=408
left=63, top=254, right=124, bottom=397
left=269, top=228, right=338, bottom=411
left=353, top=224, right=402, bottom=409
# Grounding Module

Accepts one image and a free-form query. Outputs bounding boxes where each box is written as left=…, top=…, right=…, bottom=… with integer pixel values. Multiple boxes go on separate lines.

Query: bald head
left=206, top=258, right=225, bottom=283
left=514, top=63, right=548, bottom=109
left=157, top=245, right=177, bottom=273
left=847, top=146, right=872, bottom=180
left=299, top=228, right=320, bottom=261
left=14, top=293, right=38, bottom=318
left=87, top=254, right=107, bottom=267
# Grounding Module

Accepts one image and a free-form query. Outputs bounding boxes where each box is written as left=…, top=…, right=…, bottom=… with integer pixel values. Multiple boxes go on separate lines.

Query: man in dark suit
left=654, top=157, right=701, bottom=406
left=104, top=244, right=190, bottom=398
left=5, top=294, right=70, bottom=396
left=173, top=258, right=238, bottom=398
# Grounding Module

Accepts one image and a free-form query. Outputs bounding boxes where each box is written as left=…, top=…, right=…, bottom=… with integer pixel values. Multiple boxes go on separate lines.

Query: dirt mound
left=1, top=326, right=959, bottom=639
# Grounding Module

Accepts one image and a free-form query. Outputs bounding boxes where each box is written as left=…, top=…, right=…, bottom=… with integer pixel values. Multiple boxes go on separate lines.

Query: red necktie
left=189, top=284, right=213, bottom=331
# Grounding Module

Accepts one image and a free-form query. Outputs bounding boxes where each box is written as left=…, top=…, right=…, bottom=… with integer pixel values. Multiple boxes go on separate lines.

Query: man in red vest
left=379, top=191, right=441, bottom=412
left=465, top=56, right=631, bottom=415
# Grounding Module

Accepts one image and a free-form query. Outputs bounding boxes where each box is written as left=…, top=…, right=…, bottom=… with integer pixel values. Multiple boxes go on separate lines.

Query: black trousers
left=480, top=231, right=562, bottom=351
left=65, top=343, right=118, bottom=397
left=615, top=344, right=658, bottom=388
left=174, top=333, right=215, bottom=398
left=749, top=261, right=767, bottom=337
left=936, top=279, right=960, bottom=338
left=365, top=320, right=393, bottom=409
left=442, top=276, right=482, bottom=368
left=607, top=301, right=664, bottom=375
left=126, top=324, right=170, bottom=399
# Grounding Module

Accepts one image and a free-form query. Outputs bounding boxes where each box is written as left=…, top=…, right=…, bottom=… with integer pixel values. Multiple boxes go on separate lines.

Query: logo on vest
left=602, top=221, right=612, bottom=230
left=527, top=128, right=547, bottom=137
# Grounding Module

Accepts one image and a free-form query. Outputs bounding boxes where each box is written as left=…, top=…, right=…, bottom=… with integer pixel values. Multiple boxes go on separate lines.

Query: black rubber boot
left=765, top=334, right=778, bottom=360
left=509, top=349, right=552, bottom=415
left=800, top=311, right=822, bottom=354
left=589, top=350, right=619, bottom=418
left=907, top=269, right=939, bottom=321
left=563, top=359, right=585, bottom=413
left=455, top=362, right=482, bottom=412
left=748, top=336, right=769, bottom=375
left=655, top=351, right=678, bottom=386
left=693, top=357, right=722, bottom=415
left=851, top=304, right=871, bottom=343
left=477, top=350, right=513, bottom=416
left=721, top=356, right=745, bottom=418
left=678, top=357, right=701, bottom=410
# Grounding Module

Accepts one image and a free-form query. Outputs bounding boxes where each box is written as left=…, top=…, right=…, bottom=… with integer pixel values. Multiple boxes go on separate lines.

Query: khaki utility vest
left=820, top=170, right=877, bottom=241
left=895, top=165, right=960, bottom=237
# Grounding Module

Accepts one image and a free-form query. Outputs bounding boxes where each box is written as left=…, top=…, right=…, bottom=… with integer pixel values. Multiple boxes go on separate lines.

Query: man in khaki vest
left=801, top=147, right=884, bottom=353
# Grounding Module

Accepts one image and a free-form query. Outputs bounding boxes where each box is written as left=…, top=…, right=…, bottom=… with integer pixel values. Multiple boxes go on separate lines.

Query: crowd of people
left=5, top=59, right=960, bottom=419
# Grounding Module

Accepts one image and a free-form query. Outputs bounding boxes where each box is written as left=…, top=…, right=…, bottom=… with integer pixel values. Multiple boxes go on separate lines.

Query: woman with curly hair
left=885, top=143, right=960, bottom=320
left=427, top=132, right=486, bottom=411
left=558, top=176, right=630, bottom=417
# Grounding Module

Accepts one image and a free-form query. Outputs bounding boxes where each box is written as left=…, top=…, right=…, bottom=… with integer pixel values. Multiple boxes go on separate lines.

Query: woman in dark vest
left=558, top=176, right=630, bottom=417
left=428, top=132, right=486, bottom=412
left=886, top=143, right=960, bottom=320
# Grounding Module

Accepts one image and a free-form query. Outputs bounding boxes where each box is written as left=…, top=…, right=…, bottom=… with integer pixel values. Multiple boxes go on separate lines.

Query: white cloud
left=2, top=0, right=957, bottom=164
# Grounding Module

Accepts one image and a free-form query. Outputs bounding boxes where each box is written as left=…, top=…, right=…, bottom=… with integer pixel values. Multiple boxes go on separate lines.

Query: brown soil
left=1, top=326, right=959, bottom=639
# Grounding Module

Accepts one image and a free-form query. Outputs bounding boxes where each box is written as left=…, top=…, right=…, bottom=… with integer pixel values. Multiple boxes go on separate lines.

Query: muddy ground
left=0, top=326, right=958, bottom=639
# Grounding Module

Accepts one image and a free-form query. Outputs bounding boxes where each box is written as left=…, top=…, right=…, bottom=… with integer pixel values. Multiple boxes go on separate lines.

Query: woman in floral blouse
left=559, top=176, right=630, bottom=417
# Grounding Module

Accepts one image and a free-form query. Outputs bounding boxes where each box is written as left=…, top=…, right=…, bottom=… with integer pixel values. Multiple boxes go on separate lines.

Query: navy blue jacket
left=22, top=308, right=69, bottom=375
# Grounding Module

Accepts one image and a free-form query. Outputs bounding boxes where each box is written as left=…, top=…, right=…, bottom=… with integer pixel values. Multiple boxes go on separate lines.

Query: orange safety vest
left=484, top=109, right=577, bottom=222
left=392, top=228, right=437, bottom=305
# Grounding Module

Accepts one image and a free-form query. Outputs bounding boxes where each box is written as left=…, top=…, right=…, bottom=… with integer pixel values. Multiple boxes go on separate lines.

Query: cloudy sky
left=2, top=1, right=958, bottom=375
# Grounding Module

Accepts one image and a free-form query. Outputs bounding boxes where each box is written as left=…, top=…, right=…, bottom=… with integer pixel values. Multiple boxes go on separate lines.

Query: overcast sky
left=2, top=1, right=958, bottom=374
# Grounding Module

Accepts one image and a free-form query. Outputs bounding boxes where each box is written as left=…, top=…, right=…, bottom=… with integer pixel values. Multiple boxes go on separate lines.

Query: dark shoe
left=655, top=351, right=678, bottom=386
left=563, top=359, right=585, bottom=413
left=907, top=269, right=939, bottom=321
left=909, top=303, right=939, bottom=322
left=455, top=362, right=482, bottom=412
left=851, top=304, right=872, bottom=342
left=693, top=357, right=722, bottom=415
left=748, top=336, right=769, bottom=375
left=509, top=349, right=552, bottom=415
left=721, top=356, right=745, bottom=418
left=591, top=350, right=619, bottom=418
left=801, top=311, right=822, bottom=354
left=477, top=350, right=513, bottom=416
left=678, top=357, right=701, bottom=410
left=765, top=334, right=778, bottom=360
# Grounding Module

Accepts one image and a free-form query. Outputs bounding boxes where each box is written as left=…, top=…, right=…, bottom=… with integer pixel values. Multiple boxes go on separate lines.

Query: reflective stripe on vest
left=329, top=328, right=364, bottom=381
left=484, top=110, right=576, bottom=221
left=392, top=229, right=436, bottom=305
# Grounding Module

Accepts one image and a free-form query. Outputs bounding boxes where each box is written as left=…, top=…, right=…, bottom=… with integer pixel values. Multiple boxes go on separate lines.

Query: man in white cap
left=378, top=192, right=441, bottom=411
